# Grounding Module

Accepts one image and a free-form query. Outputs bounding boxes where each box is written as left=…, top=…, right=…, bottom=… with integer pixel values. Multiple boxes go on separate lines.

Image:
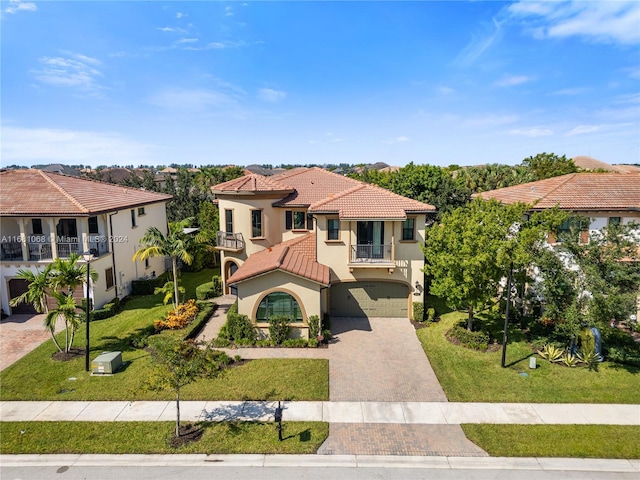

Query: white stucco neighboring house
left=0, top=169, right=173, bottom=315
left=211, top=167, right=436, bottom=338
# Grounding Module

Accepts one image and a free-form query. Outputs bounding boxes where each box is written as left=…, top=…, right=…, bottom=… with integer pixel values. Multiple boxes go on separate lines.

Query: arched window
left=256, top=292, right=302, bottom=322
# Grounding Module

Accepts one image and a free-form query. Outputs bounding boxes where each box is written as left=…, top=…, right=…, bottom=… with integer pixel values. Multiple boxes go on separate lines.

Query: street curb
left=1, top=454, right=639, bottom=472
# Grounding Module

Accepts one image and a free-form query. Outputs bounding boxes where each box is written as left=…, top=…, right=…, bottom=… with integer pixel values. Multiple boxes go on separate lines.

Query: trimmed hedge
left=447, top=325, right=490, bottom=351
left=91, top=297, right=121, bottom=321
left=212, top=275, right=223, bottom=297
left=131, top=274, right=168, bottom=296
left=196, top=282, right=215, bottom=300
left=184, top=301, right=217, bottom=340
left=413, top=302, right=424, bottom=322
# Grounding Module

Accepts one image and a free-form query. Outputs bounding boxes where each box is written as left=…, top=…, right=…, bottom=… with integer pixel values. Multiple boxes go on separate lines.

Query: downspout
left=108, top=212, right=119, bottom=298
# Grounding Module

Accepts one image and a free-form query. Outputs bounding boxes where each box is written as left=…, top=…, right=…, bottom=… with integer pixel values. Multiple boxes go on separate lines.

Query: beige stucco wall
left=315, top=215, right=426, bottom=302
left=236, top=270, right=323, bottom=339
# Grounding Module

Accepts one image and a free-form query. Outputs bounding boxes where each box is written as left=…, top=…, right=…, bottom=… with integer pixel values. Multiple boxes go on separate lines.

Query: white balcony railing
left=216, top=231, right=245, bottom=251
left=350, top=244, right=393, bottom=264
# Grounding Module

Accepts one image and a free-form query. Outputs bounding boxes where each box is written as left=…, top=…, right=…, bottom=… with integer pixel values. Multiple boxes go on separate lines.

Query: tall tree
left=50, top=253, right=97, bottom=297
left=522, top=152, right=578, bottom=181
left=133, top=219, right=196, bottom=307
left=423, top=199, right=563, bottom=330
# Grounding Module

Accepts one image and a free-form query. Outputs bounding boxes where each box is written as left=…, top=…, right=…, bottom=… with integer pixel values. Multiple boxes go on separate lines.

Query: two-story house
left=212, top=167, right=436, bottom=338
left=1, top=169, right=172, bottom=315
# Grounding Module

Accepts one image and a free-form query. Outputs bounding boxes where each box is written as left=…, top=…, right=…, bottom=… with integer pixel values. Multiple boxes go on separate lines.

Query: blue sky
left=2, top=1, right=639, bottom=168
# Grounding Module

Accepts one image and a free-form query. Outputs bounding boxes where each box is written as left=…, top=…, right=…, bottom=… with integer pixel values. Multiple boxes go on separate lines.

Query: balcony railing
left=216, top=231, right=245, bottom=252
left=89, top=237, right=110, bottom=257
left=350, top=244, right=393, bottom=264
left=57, top=241, right=81, bottom=258
left=28, top=242, right=53, bottom=261
left=1, top=242, right=24, bottom=261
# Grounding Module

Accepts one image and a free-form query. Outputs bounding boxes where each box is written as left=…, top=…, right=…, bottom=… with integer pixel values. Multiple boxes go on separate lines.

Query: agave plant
left=577, top=350, right=602, bottom=370
left=538, top=344, right=564, bottom=363
left=561, top=352, right=579, bottom=367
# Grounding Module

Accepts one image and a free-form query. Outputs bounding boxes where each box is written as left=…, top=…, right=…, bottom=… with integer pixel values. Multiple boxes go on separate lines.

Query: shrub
left=607, top=346, right=640, bottom=367
left=154, top=299, right=199, bottom=331
left=226, top=313, right=256, bottom=342
left=308, top=338, right=319, bottom=348
left=427, top=307, right=436, bottom=322
left=413, top=302, right=424, bottom=322
left=184, top=301, right=216, bottom=340
left=130, top=325, right=156, bottom=348
left=561, top=352, right=579, bottom=367
left=321, top=329, right=332, bottom=343
left=282, top=338, right=308, bottom=348
left=195, top=282, right=215, bottom=300
left=447, top=325, right=489, bottom=351
left=91, top=298, right=121, bottom=321
left=212, top=276, right=223, bottom=297
left=538, top=344, right=564, bottom=363
left=308, top=315, right=320, bottom=339
left=268, top=316, right=290, bottom=345
left=131, top=275, right=166, bottom=295
left=228, top=300, right=238, bottom=315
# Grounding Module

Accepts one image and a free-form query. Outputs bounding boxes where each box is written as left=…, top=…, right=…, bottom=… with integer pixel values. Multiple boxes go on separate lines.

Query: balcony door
left=357, top=221, right=384, bottom=259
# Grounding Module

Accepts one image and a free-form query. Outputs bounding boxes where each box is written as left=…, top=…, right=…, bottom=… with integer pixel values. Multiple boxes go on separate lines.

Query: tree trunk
left=64, top=317, right=70, bottom=352
left=467, top=305, right=474, bottom=331
left=172, top=258, right=180, bottom=308
left=175, top=388, right=181, bottom=437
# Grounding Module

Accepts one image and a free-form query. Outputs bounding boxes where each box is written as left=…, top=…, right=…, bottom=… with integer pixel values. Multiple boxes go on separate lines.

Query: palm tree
left=9, top=264, right=54, bottom=314
left=44, top=291, right=82, bottom=353
left=154, top=281, right=185, bottom=308
left=133, top=219, right=195, bottom=307
left=51, top=253, right=97, bottom=297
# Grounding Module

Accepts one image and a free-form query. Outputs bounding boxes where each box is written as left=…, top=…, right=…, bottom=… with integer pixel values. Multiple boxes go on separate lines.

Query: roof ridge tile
left=39, top=170, right=90, bottom=213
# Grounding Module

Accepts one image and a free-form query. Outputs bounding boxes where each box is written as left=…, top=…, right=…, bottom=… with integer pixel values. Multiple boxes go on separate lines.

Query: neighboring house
left=212, top=167, right=435, bottom=338
left=0, top=170, right=172, bottom=315
left=476, top=172, right=640, bottom=319
left=475, top=173, right=640, bottom=236
left=39, top=164, right=82, bottom=177
left=572, top=156, right=640, bottom=174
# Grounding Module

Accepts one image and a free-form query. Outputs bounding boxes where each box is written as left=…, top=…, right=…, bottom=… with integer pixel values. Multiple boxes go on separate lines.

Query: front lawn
left=462, top=425, right=640, bottom=459
left=0, top=269, right=329, bottom=401
left=0, top=421, right=328, bottom=454
left=418, top=304, right=640, bottom=403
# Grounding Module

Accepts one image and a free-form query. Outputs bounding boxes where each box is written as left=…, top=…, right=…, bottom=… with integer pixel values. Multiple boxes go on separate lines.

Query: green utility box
left=91, top=351, right=122, bottom=375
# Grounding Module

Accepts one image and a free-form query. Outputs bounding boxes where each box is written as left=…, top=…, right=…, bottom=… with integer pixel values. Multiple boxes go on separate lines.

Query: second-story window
left=88, top=216, right=99, bottom=234
left=327, top=218, right=339, bottom=240
left=402, top=217, right=416, bottom=241
left=225, top=209, right=233, bottom=233
left=285, top=210, right=312, bottom=230
left=130, top=209, right=136, bottom=228
left=608, top=217, right=621, bottom=226
left=251, top=210, right=263, bottom=238
left=32, top=219, right=43, bottom=235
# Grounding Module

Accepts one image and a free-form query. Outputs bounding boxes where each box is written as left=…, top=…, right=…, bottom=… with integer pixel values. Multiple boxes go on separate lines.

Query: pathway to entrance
left=0, top=313, right=63, bottom=371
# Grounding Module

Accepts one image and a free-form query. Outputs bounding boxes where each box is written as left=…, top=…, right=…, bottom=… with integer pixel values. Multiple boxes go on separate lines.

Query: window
left=402, top=217, right=416, bottom=241
left=251, top=210, right=263, bottom=238
left=105, top=267, right=115, bottom=289
left=145, top=258, right=150, bottom=269
left=88, top=216, right=99, bottom=234
left=137, top=207, right=146, bottom=216
left=256, top=292, right=302, bottom=322
left=327, top=218, right=340, bottom=240
left=285, top=210, right=310, bottom=230
left=608, top=217, right=621, bottom=226
left=130, top=209, right=136, bottom=228
left=225, top=209, right=233, bottom=233
left=32, top=219, right=43, bottom=235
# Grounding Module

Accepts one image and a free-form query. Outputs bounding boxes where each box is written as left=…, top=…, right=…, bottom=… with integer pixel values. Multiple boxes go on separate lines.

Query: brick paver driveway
left=0, top=313, right=61, bottom=371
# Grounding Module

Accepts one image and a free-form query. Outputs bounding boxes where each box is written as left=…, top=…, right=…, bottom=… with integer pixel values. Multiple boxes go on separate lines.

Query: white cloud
left=1, top=126, right=156, bottom=166
left=3, top=0, right=37, bottom=15
left=566, top=125, right=600, bottom=136
left=509, top=1, right=640, bottom=45
left=176, top=12, right=186, bottom=19
left=177, top=38, right=198, bottom=44
left=509, top=127, right=554, bottom=137
left=33, top=53, right=103, bottom=90
left=453, top=17, right=504, bottom=67
left=551, top=87, right=590, bottom=96
left=157, top=26, right=186, bottom=34
left=494, top=75, right=533, bottom=87
left=148, top=88, right=239, bottom=111
left=225, top=6, right=234, bottom=17
left=257, top=88, right=286, bottom=103
left=438, top=86, right=455, bottom=95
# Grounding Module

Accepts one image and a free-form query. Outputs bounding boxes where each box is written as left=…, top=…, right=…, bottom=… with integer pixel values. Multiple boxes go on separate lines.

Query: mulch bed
left=170, top=423, right=204, bottom=448
left=51, top=347, right=84, bottom=362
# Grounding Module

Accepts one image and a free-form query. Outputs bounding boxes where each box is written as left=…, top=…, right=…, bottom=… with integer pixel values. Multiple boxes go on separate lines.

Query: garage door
left=329, top=282, right=409, bottom=318
left=8, top=279, right=37, bottom=315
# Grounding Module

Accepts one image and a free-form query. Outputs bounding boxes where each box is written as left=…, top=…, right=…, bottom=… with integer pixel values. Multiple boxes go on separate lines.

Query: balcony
left=57, top=241, right=81, bottom=258
left=349, top=244, right=395, bottom=270
left=88, top=236, right=110, bottom=257
left=1, top=242, right=24, bottom=261
left=28, top=242, right=53, bottom=261
left=216, top=231, right=245, bottom=252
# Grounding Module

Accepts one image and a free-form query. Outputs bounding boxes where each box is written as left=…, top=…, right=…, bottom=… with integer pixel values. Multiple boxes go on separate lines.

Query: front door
left=226, top=262, right=238, bottom=296
left=357, top=221, right=384, bottom=259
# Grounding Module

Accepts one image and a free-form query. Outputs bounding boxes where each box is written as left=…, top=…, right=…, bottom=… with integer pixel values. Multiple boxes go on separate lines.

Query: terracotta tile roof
left=475, top=173, right=640, bottom=211
left=572, top=156, right=640, bottom=174
left=309, top=183, right=435, bottom=219
left=0, top=169, right=172, bottom=216
left=271, top=167, right=363, bottom=206
left=227, top=233, right=330, bottom=286
left=211, top=174, right=295, bottom=195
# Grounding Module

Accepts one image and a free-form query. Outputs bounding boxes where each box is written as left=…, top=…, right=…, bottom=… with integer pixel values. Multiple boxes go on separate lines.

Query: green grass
left=0, top=421, right=328, bottom=454
left=418, top=302, right=640, bottom=403
left=462, top=425, right=640, bottom=459
left=0, top=268, right=329, bottom=401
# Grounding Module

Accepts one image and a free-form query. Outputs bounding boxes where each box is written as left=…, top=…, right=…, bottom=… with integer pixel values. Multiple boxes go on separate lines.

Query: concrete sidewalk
left=1, top=453, right=639, bottom=472
left=2, top=400, right=638, bottom=425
